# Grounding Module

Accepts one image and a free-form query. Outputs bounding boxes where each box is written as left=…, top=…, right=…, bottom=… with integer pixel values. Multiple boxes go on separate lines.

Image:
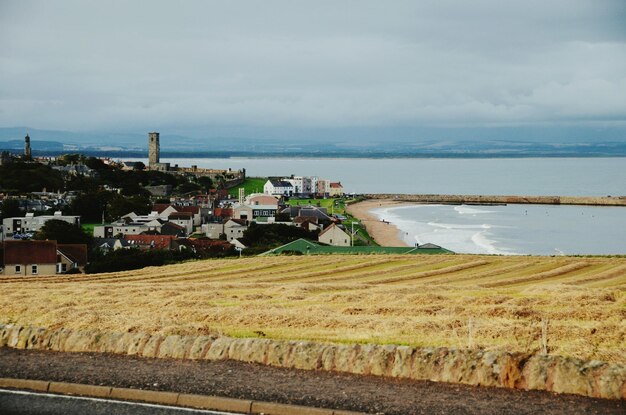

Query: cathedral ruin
left=146, top=132, right=245, bottom=186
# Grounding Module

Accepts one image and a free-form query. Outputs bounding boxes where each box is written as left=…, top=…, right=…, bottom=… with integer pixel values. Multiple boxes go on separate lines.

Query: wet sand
left=346, top=199, right=413, bottom=247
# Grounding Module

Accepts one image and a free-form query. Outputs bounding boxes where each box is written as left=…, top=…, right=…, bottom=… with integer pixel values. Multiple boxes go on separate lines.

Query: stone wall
left=1, top=324, right=624, bottom=399
left=365, top=194, right=626, bottom=206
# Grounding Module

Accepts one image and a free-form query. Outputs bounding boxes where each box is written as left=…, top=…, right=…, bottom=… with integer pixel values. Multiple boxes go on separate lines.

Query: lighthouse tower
left=24, top=133, right=32, bottom=160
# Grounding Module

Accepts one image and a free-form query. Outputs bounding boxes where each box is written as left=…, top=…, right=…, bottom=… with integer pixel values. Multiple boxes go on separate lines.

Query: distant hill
left=1, top=127, right=626, bottom=157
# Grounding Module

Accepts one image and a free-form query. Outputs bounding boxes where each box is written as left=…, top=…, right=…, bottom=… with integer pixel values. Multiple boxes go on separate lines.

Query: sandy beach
left=346, top=199, right=414, bottom=247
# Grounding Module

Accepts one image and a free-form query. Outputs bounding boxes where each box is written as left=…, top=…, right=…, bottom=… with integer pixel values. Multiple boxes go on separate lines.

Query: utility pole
left=351, top=221, right=354, bottom=247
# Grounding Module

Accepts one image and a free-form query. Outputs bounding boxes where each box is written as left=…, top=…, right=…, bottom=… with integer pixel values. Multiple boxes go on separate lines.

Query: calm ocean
left=125, top=157, right=626, bottom=196
left=123, top=157, right=626, bottom=254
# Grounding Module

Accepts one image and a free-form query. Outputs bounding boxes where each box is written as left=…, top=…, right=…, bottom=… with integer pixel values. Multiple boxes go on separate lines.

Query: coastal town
left=0, top=132, right=449, bottom=276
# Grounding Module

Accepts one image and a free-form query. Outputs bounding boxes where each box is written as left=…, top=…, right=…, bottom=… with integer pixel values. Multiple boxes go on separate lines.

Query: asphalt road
left=0, top=389, right=240, bottom=415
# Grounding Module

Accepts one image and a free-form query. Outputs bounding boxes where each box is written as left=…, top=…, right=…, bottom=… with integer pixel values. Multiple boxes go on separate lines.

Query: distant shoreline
left=5, top=150, right=626, bottom=159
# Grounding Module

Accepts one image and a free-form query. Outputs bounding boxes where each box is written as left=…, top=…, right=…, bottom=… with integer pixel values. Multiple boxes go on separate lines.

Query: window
left=62, top=263, right=67, bottom=272
left=15, top=265, right=21, bottom=274
left=31, top=265, right=38, bottom=275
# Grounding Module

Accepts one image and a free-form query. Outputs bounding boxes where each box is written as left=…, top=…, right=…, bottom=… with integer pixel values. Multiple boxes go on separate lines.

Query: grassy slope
left=228, top=177, right=268, bottom=197
left=1, top=254, right=624, bottom=363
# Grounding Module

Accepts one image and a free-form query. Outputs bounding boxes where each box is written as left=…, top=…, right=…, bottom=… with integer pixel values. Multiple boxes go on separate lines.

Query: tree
left=1, top=199, right=22, bottom=220
left=0, top=162, right=64, bottom=193
left=34, top=219, right=92, bottom=245
left=71, top=191, right=114, bottom=223
left=84, top=157, right=105, bottom=170
left=195, top=176, right=214, bottom=192
left=106, top=194, right=151, bottom=221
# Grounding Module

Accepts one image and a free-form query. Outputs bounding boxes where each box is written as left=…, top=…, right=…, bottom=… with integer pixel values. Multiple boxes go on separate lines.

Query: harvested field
left=1, top=254, right=625, bottom=363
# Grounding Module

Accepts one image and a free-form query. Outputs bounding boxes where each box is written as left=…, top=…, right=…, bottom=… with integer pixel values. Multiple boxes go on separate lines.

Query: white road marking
left=0, top=388, right=240, bottom=414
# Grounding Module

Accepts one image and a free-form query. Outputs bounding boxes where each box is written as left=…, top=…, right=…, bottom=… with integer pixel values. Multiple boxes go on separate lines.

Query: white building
left=233, top=204, right=278, bottom=221
left=264, top=179, right=294, bottom=196
left=2, top=212, right=81, bottom=236
left=224, top=219, right=248, bottom=242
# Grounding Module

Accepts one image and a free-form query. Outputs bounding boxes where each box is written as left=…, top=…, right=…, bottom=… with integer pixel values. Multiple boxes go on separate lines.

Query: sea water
left=120, top=157, right=626, bottom=196
left=371, top=204, right=626, bottom=255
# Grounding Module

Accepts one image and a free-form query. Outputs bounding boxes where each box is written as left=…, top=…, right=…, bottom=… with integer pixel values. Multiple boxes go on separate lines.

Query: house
left=245, top=194, right=279, bottom=207
left=152, top=204, right=179, bottom=219
left=2, top=212, right=81, bottom=236
left=121, top=161, right=145, bottom=171
left=175, top=206, right=202, bottom=227
left=152, top=204, right=202, bottom=227
left=233, top=204, right=278, bottom=221
left=51, top=164, right=95, bottom=177
left=202, top=222, right=225, bottom=239
left=177, top=238, right=233, bottom=255
left=294, top=216, right=321, bottom=232
left=111, top=216, right=164, bottom=236
left=160, top=221, right=186, bottom=237
left=56, top=244, right=88, bottom=273
left=168, top=212, right=194, bottom=234
left=93, top=225, right=114, bottom=238
left=213, top=208, right=233, bottom=220
left=93, top=237, right=130, bottom=252
left=1, top=240, right=57, bottom=275
left=0, top=240, right=88, bottom=276
left=281, top=205, right=332, bottom=222
left=318, top=223, right=351, bottom=247
left=329, top=182, right=344, bottom=197
left=263, top=179, right=294, bottom=197
left=224, top=219, right=248, bottom=242
left=316, top=179, right=330, bottom=197
left=284, top=176, right=303, bottom=194
left=123, top=235, right=177, bottom=250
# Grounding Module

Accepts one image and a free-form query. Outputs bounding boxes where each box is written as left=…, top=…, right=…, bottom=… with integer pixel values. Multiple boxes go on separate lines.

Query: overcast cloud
left=1, top=0, right=625, bottom=141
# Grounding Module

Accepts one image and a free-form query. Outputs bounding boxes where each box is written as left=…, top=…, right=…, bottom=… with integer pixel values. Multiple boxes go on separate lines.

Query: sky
left=1, top=0, right=626, bottom=143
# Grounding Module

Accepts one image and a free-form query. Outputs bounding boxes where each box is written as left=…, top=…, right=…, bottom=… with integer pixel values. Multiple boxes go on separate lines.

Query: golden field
left=1, top=254, right=625, bottom=363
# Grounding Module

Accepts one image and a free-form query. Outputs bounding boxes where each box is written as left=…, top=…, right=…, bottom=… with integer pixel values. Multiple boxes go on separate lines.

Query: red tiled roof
left=294, top=216, right=318, bottom=224
left=3, top=240, right=57, bottom=264
left=152, top=204, right=174, bottom=214
left=188, top=239, right=232, bottom=249
left=330, top=182, right=343, bottom=188
left=176, top=206, right=200, bottom=215
left=57, top=244, right=88, bottom=265
left=123, top=235, right=176, bottom=249
left=214, top=208, right=233, bottom=218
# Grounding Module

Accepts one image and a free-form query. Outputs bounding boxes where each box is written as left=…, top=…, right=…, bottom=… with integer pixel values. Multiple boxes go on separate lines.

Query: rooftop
left=261, top=239, right=454, bottom=256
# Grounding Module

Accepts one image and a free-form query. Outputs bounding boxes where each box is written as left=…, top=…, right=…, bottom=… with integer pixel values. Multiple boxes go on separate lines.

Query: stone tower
left=148, top=132, right=160, bottom=167
left=24, top=133, right=32, bottom=160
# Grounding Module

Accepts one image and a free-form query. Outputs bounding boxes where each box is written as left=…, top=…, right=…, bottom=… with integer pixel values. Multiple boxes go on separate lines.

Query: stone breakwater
left=1, top=324, right=624, bottom=399
left=364, top=194, right=626, bottom=206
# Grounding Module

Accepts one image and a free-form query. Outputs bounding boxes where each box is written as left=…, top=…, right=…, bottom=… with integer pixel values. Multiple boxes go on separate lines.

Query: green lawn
left=287, top=198, right=347, bottom=214
left=81, top=223, right=99, bottom=235
left=228, top=177, right=268, bottom=197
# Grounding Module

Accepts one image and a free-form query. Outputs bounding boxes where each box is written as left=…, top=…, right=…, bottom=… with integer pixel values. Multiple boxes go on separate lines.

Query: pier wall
left=364, top=194, right=626, bottom=206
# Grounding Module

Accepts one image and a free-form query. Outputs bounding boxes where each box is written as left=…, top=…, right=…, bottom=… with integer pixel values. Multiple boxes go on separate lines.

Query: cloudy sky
left=1, top=0, right=625, bottom=143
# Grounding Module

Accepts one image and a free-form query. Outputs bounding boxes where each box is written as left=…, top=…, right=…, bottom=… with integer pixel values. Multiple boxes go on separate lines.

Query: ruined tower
left=148, top=132, right=160, bottom=168
left=24, top=133, right=32, bottom=160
